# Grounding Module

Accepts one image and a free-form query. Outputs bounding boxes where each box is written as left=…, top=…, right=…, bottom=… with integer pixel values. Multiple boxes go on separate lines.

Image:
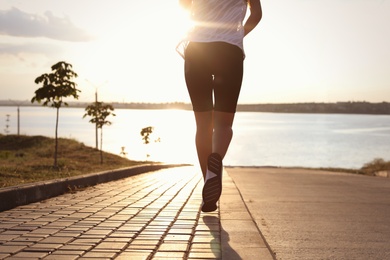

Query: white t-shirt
left=177, top=0, right=248, bottom=58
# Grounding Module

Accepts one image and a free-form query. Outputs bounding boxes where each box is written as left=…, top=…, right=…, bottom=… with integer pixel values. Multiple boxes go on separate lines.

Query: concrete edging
left=0, top=163, right=188, bottom=212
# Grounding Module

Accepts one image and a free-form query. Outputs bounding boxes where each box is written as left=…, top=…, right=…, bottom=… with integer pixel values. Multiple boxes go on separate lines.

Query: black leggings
left=184, top=42, right=244, bottom=113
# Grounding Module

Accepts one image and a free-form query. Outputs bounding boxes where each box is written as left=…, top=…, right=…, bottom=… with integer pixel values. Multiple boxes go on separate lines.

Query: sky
left=0, top=0, right=389, bottom=104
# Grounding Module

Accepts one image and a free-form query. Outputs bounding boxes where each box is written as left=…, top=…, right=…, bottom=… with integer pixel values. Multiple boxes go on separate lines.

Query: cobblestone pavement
left=0, top=166, right=221, bottom=260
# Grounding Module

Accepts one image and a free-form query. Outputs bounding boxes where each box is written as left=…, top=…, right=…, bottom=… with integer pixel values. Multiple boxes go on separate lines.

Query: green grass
left=0, top=134, right=146, bottom=188
left=296, top=159, right=390, bottom=176
left=2, top=134, right=388, bottom=188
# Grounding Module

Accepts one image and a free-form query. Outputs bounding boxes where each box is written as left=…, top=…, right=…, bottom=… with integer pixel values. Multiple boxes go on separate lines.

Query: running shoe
left=201, top=153, right=223, bottom=212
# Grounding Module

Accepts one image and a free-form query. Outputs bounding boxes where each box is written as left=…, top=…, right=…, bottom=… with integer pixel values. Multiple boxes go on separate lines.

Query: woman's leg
left=198, top=110, right=235, bottom=212
left=213, top=111, right=235, bottom=159
left=193, top=110, right=235, bottom=179
left=210, top=43, right=242, bottom=162
left=194, top=111, right=213, bottom=179
left=184, top=42, right=214, bottom=178
left=184, top=42, right=242, bottom=212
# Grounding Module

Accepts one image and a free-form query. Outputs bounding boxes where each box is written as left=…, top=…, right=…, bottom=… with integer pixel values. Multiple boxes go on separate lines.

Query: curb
left=0, top=163, right=189, bottom=212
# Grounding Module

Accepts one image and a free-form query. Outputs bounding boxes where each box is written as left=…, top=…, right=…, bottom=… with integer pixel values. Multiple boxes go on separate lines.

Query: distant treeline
left=1, top=100, right=390, bottom=115
left=236, top=102, right=390, bottom=115
left=82, top=101, right=390, bottom=115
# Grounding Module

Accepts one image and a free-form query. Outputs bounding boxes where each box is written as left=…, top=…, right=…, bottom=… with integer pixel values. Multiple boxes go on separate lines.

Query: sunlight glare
left=72, top=1, right=193, bottom=103
left=154, top=2, right=193, bottom=44
left=101, top=109, right=198, bottom=165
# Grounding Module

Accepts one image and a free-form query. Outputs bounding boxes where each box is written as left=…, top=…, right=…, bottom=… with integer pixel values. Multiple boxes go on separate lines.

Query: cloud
left=0, top=7, right=93, bottom=42
left=0, top=42, right=62, bottom=56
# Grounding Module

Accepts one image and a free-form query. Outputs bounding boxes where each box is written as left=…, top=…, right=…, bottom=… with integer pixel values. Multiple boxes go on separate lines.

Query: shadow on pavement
left=203, top=215, right=242, bottom=260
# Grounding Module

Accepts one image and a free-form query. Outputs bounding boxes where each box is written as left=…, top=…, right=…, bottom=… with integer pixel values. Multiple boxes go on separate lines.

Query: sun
left=69, top=1, right=193, bottom=102
left=149, top=1, right=193, bottom=44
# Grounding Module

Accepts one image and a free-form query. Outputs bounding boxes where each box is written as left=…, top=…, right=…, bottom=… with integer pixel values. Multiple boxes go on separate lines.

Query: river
left=1, top=106, right=390, bottom=169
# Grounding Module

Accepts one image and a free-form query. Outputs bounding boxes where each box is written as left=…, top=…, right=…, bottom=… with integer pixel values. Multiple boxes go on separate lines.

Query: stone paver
left=0, top=166, right=223, bottom=259
left=0, top=166, right=275, bottom=259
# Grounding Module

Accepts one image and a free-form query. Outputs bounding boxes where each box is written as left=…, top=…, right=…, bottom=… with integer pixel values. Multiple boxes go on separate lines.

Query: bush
left=361, top=158, right=390, bottom=175
left=0, top=151, right=11, bottom=159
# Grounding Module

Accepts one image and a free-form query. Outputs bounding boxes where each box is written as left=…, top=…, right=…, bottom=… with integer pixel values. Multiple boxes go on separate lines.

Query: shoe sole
left=201, top=153, right=222, bottom=212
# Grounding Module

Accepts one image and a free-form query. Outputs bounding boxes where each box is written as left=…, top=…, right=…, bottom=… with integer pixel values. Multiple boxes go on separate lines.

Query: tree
left=31, top=61, right=80, bottom=168
left=140, top=126, right=154, bottom=160
left=141, top=126, right=154, bottom=145
left=4, top=114, right=10, bottom=135
left=83, top=102, right=116, bottom=164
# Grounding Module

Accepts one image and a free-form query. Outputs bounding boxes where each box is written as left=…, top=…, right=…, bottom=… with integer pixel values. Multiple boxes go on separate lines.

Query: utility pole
left=95, top=90, right=98, bottom=150
left=17, top=106, right=20, bottom=135
left=85, top=79, right=106, bottom=150
left=9, top=100, right=20, bottom=135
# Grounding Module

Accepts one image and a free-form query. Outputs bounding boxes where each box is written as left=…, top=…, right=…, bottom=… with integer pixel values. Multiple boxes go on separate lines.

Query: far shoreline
left=224, top=165, right=385, bottom=178
left=1, top=100, right=390, bottom=115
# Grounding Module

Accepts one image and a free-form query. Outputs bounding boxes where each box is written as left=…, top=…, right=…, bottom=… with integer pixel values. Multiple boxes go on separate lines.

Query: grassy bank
left=1, top=134, right=389, bottom=188
left=0, top=134, right=146, bottom=188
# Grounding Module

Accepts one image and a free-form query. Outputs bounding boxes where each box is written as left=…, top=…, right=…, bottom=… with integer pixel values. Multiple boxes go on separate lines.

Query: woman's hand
left=244, top=0, right=262, bottom=36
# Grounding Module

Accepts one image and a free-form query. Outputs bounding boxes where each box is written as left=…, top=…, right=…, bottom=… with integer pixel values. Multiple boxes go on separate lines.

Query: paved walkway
left=0, top=166, right=274, bottom=260
left=228, top=167, right=390, bottom=260
left=4, top=165, right=389, bottom=259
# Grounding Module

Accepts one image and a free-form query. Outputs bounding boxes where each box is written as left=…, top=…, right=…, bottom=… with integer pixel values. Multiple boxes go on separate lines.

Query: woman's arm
left=244, top=0, right=262, bottom=36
